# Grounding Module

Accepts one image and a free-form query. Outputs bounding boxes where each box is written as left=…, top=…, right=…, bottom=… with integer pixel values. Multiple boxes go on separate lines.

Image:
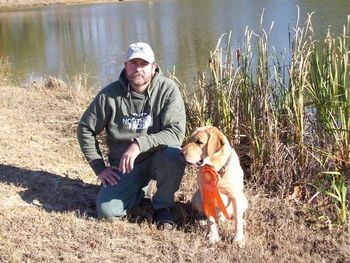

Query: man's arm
left=77, top=92, right=109, bottom=175
left=118, top=142, right=140, bottom=174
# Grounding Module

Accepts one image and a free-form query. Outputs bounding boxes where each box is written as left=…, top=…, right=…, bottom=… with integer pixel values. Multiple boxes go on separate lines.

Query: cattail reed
left=174, top=11, right=349, bottom=224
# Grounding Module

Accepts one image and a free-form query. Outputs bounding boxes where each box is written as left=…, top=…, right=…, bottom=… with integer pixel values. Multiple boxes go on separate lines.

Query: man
left=77, top=42, right=186, bottom=229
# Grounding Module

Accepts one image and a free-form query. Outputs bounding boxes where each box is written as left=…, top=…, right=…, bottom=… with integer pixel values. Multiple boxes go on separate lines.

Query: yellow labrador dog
left=181, top=126, right=248, bottom=244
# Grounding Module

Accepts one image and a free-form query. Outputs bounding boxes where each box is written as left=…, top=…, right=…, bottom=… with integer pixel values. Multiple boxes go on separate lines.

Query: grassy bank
left=175, top=12, right=350, bottom=225
left=0, top=71, right=349, bottom=262
left=0, top=0, right=142, bottom=12
left=0, top=13, right=349, bottom=263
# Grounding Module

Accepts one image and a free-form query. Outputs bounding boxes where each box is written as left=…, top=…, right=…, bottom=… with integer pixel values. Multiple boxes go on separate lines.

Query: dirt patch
left=0, top=82, right=349, bottom=262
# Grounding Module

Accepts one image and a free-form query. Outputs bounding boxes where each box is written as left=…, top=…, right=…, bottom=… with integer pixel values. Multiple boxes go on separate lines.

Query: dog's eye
left=195, top=139, right=203, bottom=145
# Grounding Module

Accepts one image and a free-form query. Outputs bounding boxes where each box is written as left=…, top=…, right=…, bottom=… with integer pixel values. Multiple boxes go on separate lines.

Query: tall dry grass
left=173, top=11, right=349, bottom=225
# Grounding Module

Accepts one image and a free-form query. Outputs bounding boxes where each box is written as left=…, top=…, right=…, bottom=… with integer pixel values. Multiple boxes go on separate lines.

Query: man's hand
left=98, top=167, right=120, bottom=187
left=119, top=142, right=140, bottom=174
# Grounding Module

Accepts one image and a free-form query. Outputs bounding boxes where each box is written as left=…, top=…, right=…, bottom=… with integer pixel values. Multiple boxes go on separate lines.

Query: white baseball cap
left=126, top=42, right=155, bottom=63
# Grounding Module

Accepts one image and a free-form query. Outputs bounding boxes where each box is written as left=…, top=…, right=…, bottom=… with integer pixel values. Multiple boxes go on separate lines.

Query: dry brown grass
left=0, top=76, right=349, bottom=262
left=0, top=0, right=145, bottom=11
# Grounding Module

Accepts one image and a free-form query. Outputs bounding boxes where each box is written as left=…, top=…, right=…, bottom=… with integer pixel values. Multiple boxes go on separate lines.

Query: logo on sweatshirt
left=122, top=113, right=153, bottom=130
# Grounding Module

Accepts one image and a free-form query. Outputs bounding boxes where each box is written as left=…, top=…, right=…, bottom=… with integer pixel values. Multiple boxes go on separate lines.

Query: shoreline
left=0, top=0, right=143, bottom=12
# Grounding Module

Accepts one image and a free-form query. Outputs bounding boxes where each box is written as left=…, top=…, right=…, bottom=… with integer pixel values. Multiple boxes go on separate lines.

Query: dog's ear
left=191, top=126, right=209, bottom=138
left=190, top=127, right=200, bottom=138
left=207, top=128, right=224, bottom=156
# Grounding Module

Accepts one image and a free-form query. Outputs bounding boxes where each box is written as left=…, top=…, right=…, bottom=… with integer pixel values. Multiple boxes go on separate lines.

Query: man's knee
left=96, top=199, right=127, bottom=219
left=155, top=147, right=185, bottom=173
left=153, top=147, right=185, bottom=186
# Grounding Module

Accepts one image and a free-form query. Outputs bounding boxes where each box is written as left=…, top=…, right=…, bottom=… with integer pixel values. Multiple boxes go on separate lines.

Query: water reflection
left=0, top=0, right=349, bottom=87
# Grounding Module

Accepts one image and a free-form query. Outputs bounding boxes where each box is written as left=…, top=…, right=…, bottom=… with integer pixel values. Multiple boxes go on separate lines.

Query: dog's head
left=181, top=126, right=231, bottom=170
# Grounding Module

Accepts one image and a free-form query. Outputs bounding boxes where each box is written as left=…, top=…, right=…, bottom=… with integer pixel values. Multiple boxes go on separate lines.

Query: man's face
left=125, top=58, right=156, bottom=89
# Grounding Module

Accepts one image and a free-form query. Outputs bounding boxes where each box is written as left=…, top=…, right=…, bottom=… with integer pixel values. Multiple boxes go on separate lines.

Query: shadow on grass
left=0, top=164, right=198, bottom=229
left=0, top=164, right=98, bottom=217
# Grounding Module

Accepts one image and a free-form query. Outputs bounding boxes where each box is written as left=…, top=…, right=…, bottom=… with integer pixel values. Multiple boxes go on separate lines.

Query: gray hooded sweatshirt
left=77, top=67, right=186, bottom=175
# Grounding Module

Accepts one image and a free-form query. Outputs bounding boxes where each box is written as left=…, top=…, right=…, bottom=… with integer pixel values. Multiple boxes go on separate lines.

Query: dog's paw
left=235, top=239, right=246, bottom=248
left=198, top=219, right=207, bottom=226
left=207, top=232, right=221, bottom=243
left=234, top=235, right=245, bottom=247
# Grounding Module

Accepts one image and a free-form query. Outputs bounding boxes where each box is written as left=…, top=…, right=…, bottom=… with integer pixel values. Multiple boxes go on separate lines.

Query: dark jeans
left=96, top=147, right=185, bottom=219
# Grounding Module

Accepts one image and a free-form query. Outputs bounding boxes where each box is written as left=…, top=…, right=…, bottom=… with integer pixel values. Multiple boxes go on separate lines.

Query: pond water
left=0, top=0, right=349, bottom=87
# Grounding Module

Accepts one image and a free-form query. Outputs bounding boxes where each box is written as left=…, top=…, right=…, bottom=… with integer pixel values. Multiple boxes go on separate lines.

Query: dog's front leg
left=192, top=190, right=221, bottom=243
left=234, top=210, right=244, bottom=242
left=207, top=216, right=220, bottom=243
left=231, top=194, right=247, bottom=243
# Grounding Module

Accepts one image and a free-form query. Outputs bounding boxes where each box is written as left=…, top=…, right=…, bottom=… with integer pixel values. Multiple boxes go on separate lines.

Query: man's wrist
left=89, top=158, right=106, bottom=176
left=133, top=140, right=140, bottom=150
